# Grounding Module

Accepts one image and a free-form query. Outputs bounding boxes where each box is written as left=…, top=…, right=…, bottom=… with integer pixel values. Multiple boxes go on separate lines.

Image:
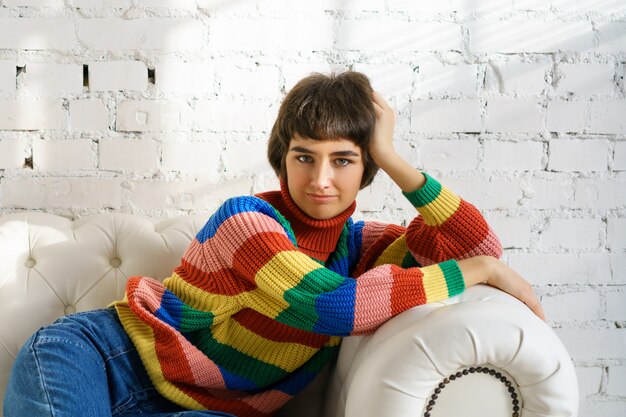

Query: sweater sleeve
left=205, top=196, right=465, bottom=336
left=354, top=173, right=502, bottom=275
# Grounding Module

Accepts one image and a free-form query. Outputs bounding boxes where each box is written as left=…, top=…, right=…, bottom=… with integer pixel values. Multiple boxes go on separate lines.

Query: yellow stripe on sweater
left=417, top=185, right=461, bottom=227
left=420, top=263, right=453, bottom=302
left=115, top=302, right=205, bottom=410
left=374, top=235, right=409, bottom=267
left=211, top=318, right=318, bottom=372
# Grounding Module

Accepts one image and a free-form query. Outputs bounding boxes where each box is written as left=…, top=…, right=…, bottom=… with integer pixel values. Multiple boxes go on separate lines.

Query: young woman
left=4, top=71, right=543, bottom=417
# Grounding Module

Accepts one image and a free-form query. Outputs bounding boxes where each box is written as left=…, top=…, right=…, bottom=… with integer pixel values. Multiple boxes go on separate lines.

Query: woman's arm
left=365, top=92, right=502, bottom=266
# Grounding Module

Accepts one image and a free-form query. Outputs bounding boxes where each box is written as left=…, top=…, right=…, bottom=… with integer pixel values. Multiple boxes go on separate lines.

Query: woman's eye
left=297, top=155, right=313, bottom=163
left=335, top=158, right=351, bottom=167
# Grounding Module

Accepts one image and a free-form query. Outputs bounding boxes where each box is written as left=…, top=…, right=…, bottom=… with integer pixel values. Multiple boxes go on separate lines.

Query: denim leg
left=4, top=307, right=237, bottom=417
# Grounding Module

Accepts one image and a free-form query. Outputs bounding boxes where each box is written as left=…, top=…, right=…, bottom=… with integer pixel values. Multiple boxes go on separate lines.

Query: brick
left=513, top=0, right=551, bottom=10
left=507, top=254, right=612, bottom=285
left=197, top=0, right=257, bottom=16
left=129, top=178, right=253, bottom=210
left=99, top=139, right=159, bottom=171
left=218, top=65, right=281, bottom=98
left=444, top=178, right=522, bottom=210
left=574, top=179, right=626, bottom=210
left=419, top=139, right=479, bottom=171
left=526, top=177, right=574, bottom=209
left=0, top=138, right=27, bottom=169
left=323, top=0, right=384, bottom=12
left=486, top=98, right=544, bottom=133
left=556, top=64, right=615, bottom=97
left=411, top=100, right=482, bottom=133
left=589, top=100, right=626, bottom=134
left=578, top=400, right=626, bottom=417
left=337, top=21, right=462, bottom=51
left=415, top=63, right=479, bottom=97
left=89, top=61, right=148, bottom=92
left=356, top=177, right=386, bottom=212
left=1, top=177, right=124, bottom=209
left=195, top=99, right=275, bottom=132
left=282, top=63, right=335, bottom=91
left=484, top=140, right=544, bottom=171
left=554, top=328, right=626, bottom=360
left=136, top=0, right=195, bottom=7
left=0, top=61, right=16, bottom=96
left=598, top=22, right=626, bottom=53
left=0, top=19, right=75, bottom=50
left=486, top=62, right=547, bottom=95
left=552, top=0, right=626, bottom=13
left=606, top=291, right=626, bottom=321
left=387, top=0, right=455, bottom=13
left=546, top=100, right=587, bottom=133
left=155, top=62, right=214, bottom=94
left=541, top=218, right=603, bottom=249
left=0, top=99, right=66, bottom=130
left=487, top=217, right=531, bottom=248
left=257, top=0, right=328, bottom=15
left=162, top=140, right=221, bottom=174
left=222, top=139, right=271, bottom=173
left=4, top=0, right=65, bottom=5
left=542, top=290, right=602, bottom=322
left=575, top=366, right=602, bottom=398
left=352, top=64, right=414, bottom=96
left=116, top=100, right=192, bottom=132
left=607, top=366, right=626, bottom=396
left=614, top=141, right=626, bottom=171
left=468, top=21, right=593, bottom=53
left=70, top=0, right=129, bottom=6
left=548, top=139, right=609, bottom=172
left=608, top=218, right=626, bottom=250
left=78, top=19, right=205, bottom=50
left=611, top=254, right=626, bottom=284
left=33, top=139, right=94, bottom=171
left=22, top=63, right=82, bottom=96
left=70, top=99, right=109, bottom=131
left=209, top=18, right=333, bottom=51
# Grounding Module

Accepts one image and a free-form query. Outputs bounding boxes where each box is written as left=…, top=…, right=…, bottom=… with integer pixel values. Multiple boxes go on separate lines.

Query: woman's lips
left=306, top=193, right=337, bottom=204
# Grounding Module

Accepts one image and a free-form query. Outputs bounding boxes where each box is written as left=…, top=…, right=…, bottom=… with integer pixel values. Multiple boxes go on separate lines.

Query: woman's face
left=285, top=134, right=364, bottom=220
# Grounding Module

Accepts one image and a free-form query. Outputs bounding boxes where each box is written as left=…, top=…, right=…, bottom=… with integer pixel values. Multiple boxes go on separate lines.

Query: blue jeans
left=3, top=308, right=236, bottom=417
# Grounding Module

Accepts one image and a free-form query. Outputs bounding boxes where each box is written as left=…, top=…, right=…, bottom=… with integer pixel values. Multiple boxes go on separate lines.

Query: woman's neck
left=255, top=182, right=355, bottom=262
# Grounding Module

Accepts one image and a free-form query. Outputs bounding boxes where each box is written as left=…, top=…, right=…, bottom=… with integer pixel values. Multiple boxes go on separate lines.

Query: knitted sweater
left=114, top=173, right=502, bottom=417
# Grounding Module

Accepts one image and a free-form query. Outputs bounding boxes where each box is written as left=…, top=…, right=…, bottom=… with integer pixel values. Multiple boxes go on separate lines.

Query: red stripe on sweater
left=233, top=309, right=330, bottom=349
left=389, top=267, right=428, bottom=316
left=175, top=259, right=256, bottom=296
left=406, top=200, right=494, bottom=263
left=231, top=232, right=295, bottom=282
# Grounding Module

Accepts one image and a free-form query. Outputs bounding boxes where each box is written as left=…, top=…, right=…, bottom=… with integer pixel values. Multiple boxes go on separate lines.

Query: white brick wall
left=0, top=2, right=624, bottom=412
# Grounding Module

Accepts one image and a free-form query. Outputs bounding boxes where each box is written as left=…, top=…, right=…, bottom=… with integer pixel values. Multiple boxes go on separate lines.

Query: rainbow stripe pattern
left=115, top=173, right=502, bottom=417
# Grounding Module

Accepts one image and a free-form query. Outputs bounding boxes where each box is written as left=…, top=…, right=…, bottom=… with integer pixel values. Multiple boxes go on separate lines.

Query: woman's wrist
left=458, top=255, right=497, bottom=288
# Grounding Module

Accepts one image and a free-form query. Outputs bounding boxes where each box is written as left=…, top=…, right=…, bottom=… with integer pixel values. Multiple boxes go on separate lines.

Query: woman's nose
left=311, top=161, right=333, bottom=188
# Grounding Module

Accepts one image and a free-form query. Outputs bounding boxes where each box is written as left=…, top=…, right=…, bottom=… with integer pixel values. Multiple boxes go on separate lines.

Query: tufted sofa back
left=0, top=212, right=209, bottom=411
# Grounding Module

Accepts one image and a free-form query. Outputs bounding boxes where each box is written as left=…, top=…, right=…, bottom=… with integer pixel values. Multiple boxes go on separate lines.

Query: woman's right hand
left=459, top=256, right=545, bottom=321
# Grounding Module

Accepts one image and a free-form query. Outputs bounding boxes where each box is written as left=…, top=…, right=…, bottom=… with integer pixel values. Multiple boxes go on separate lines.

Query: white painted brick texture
left=0, top=2, right=624, bottom=411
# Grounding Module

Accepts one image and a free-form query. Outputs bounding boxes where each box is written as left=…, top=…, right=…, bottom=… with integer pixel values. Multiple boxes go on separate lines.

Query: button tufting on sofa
left=110, top=258, right=122, bottom=268
left=24, top=258, right=36, bottom=268
left=64, top=305, right=76, bottom=315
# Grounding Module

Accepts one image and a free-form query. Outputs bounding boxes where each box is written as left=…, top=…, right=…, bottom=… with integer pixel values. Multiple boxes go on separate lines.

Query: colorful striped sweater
left=114, top=173, right=502, bottom=417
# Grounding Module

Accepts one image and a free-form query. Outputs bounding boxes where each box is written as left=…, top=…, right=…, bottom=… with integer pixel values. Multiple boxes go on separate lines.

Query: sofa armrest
left=324, top=285, right=578, bottom=417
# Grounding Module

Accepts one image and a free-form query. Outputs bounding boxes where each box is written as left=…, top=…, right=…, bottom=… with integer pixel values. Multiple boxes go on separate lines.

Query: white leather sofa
left=0, top=212, right=579, bottom=417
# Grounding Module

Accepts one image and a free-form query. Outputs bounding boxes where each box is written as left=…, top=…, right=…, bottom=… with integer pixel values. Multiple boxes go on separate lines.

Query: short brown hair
left=267, top=71, right=379, bottom=189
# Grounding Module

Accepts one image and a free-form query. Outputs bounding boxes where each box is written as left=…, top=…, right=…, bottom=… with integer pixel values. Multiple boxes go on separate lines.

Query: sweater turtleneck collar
left=255, top=180, right=356, bottom=262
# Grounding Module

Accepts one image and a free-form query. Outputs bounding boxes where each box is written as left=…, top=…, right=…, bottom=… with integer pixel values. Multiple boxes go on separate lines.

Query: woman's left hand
left=369, top=91, right=397, bottom=168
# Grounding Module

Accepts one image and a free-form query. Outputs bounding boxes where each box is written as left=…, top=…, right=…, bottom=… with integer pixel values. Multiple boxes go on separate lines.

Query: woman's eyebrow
left=289, top=146, right=360, bottom=157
